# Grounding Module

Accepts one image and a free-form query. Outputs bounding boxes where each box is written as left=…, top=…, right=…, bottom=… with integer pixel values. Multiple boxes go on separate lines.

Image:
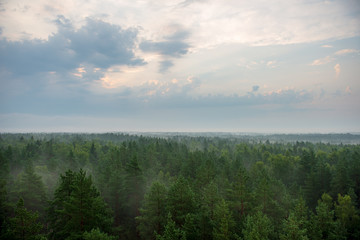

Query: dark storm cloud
left=0, top=16, right=145, bottom=77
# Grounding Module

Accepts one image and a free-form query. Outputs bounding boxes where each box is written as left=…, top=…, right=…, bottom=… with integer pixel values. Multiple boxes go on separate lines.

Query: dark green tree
left=280, top=198, right=309, bottom=240
left=212, top=199, right=234, bottom=240
left=155, top=213, right=186, bottom=240
left=242, top=211, right=274, bottom=240
left=308, top=193, right=344, bottom=240
left=335, top=194, right=360, bottom=239
left=16, top=164, right=47, bottom=215
left=83, top=228, right=116, bottom=240
left=137, top=181, right=168, bottom=240
left=167, top=176, right=196, bottom=226
left=123, top=155, right=145, bottom=238
left=7, top=198, right=44, bottom=240
left=48, top=169, right=112, bottom=240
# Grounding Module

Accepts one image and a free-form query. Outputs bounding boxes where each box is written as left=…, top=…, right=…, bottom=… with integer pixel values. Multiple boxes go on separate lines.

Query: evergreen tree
left=123, top=155, right=145, bottom=238
left=16, top=163, right=47, bottom=215
left=155, top=213, right=186, bottom=240
left=48, top=169, right=112, bottom=240
left=83, top=228, right=116, bottom=240
left=212, top=199, right=234, bottom=240
left=137, top=181, right=168, bottom=240
left=7, top=198, right=44, bottom=240
left=230, top=167, right=251, bottom=219
left=335, top=194, right=360, bottom=239
left=280, top=198, right=309, bottom=240
left=0, top=150, right=9, bottom=235
left=308, top=193, right=344, bottom=240
left=167, top=176, right=196, bottom=226
left=199, top=181, right=221, bottom=240
left=242, top=211, right=274, bottom=240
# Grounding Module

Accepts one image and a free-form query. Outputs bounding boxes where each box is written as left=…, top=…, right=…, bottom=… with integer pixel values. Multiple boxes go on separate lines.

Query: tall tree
left=212, top=199, right=234, bottom=240
left=83, top=228, right=116, bottom=240
left=335, top=194, right=360, bottom=239
left=199, top=181, right=221, bottom=240
left=48, top=169, right=112, bottom=240
left=167, top=176, right=196, bottom=227
left=123, top=155, right=145, bottom=238
left=280, top=198, right=309, bottom=240
left=16, top=163, right=47, bottom=216
left=155, top=213, right=186, bottom=240
left=137, top=181, right=168, bottom=240
left=242, top=211, right=274, bottom=240
left=6, top=198, right=44, bottom=240
left=308, top=193, right=343, bottom=240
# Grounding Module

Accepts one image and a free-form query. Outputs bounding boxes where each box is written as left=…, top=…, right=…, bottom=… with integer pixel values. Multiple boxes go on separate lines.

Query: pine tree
left=242, top=211, right=274, bottom=240
left=167, top=176, right=196, bottom=226
left=280, top=198, right=309, bottom=240
left=156, top=213, right=186, bottom=240
left=335, top=194, right=360, bottom=239
left=7, top=198, right=44, bottom=240
left=123, top=155, right=144, bottom=238
left=212, top=199, right=234, bottom=240
left=230, top=167, right=251, bottom=219
left=83, top=228, right=116, bottom=240
left=308, top=193, right=344, bottom=240
left=137, top=181, right=168, bottom=240
left=199, top=181, right=221, bottom=240
left=16, top=163, right=47, bottom=215
left=48, top=169, right=112, bottom=240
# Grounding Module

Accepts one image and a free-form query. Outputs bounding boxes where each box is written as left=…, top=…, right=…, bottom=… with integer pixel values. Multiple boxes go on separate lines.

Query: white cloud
left=311, top=56, right=334, bottom=66
left=321, top=45, right=333, bottom=48
left=334, top=63, right=341, bottom=78
left=266, top=61, right=278, bottom=68
left=335, top=48, right=360, bottom=55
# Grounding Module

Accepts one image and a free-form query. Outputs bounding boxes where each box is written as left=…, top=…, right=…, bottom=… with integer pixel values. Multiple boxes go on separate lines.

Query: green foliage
left=15, top=164, right=47, bottom=215
left=137, top=181, right=168, bottom=240
left=48, top=169, right=112, bottom=240
left=212, top=199, right=234, bottom=240
left=1, top=133, right=360, bottom=240
left=156, top=213, right=186, bottom=240
left=83, top=228, right=116, bottom=240
left=280, top=198, right=309, bottom=240
left=167, top=176, right=196, bottom=226
left=242, top=211, right=274, bottom=240
left=6, top=198, right=44, bottom=240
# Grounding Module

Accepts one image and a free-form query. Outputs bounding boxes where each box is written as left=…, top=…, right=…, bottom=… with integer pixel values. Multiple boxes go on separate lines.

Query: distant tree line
left=0, top=133, right=359, bottom=239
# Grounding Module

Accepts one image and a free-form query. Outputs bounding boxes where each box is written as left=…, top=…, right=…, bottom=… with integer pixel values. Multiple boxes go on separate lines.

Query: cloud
left=266, top=61, right=278, bottom=68
left=0, top=17, right=145, bottom=78
left=252, top=85, right=260, bottom=92
left=139, top=29, right=191, bottom=72
left=321, top=45, right=333, bottom=48
left=335, top=48, right=359, bottom=55
left=334, top=63, right=341, bottom=78
left=140, top=39, right=190, bottom=57
left=311, top=56, right=333, bottom=66
left=345, top=86, right=351, bottom=94
left=159, top=60, right=174, bottom=72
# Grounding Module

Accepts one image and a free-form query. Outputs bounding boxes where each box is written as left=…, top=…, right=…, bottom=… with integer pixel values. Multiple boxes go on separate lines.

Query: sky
left=0, top=0, right=360, bottom=133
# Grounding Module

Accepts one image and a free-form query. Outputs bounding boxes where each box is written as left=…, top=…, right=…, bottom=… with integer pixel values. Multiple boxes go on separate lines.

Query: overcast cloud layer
left=0, top=0, right=359, bottom=132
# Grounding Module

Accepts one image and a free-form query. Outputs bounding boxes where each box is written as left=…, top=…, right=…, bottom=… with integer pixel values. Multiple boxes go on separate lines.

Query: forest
left=0, top=132, right=359, bottom=240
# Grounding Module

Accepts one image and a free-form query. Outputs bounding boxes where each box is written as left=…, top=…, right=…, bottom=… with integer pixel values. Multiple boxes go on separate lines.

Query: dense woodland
left=0, top=133, right=360, bottom=240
